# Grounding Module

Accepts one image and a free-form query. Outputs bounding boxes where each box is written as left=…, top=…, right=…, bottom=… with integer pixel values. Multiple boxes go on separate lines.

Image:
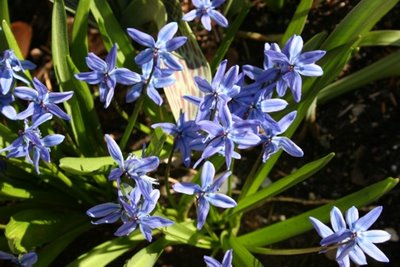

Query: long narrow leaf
left=221, top=232, right=263, bottom=267
left=237, top=177, right=398, bottom=247
left=321, top=0, right=399, bottom=50
left=232, top=153, right=334, bottom=215
left=318, top=50, right=400, bottom=103
left=125, top=237, right=171, bottom=267
left=359, top=30, right=400, bottom=47
left=281, top=0, right=313, bottom=45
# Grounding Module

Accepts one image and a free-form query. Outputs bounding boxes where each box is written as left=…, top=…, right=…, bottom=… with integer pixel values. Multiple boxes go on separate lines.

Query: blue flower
left=204, top=249, right=233, bottom=267
left=104, top=134, right=159, bottom=199
left=194, top=106, right=260, bottom=168
left=127, top=22, right=187, bottom=71
left=86, top=202, right=123, bottom=225
left=173, top=161, right=237, bottom=229
left=0, top=113, right=65, bottom=173
left=14, top=77, right=73, bottom=122
left=185, top=59, right=241, bottom=121
left=126, top=61, right=175, bottom=105
left=152, top=112, right=202, bottom=167
left=114, top=187, right=174, bottom=241
left=0, top=251, right=37, bottom=267
left=0, top=49, right=35, bottom=95
left=264, top=35, right=325, bottom=102
left=75, top=44, right=141, bottom=108
left=183, top=0, right=228, bottom=31
left=258, top=111, right=303, bottom=162
left=310, top=206, right=391, bottom=267
left=0, top=92, right=18, bottom=119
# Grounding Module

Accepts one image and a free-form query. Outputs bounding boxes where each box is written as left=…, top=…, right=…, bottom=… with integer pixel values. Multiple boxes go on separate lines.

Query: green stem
left=112, top=99, right=129, bottom=121
left=248, top=246, right=323, bottom=255
left=203, top=222, right=219, bottom=242
left=238, top=150, right=263, bottom=201
left=164, top=141, right=177, bottom=208
left=119, top=95, right=144, bottom=151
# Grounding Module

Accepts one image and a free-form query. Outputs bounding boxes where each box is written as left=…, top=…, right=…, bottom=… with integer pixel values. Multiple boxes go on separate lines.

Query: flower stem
left=164, top=141, right=177, bottom=208
left=248, top=246, right=324, bottom=255
left=119, top=95, right=144, bottom=151
left=238, top=149, right=263, bottom=201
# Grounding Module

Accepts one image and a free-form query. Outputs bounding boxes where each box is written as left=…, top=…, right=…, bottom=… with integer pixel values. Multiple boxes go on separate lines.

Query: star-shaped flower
left=75, top=44, right=141, bottom=108
left=0, top=251, right=37, bottom=267
left=127, top=22, right=187, bottom=71
left=183, top=0, right=228, bottom=31
left=14, top=77, right=73, bottom=122
left=173, top=161, right=237, bottom=229
left=310, top=206, right=391, bottom=267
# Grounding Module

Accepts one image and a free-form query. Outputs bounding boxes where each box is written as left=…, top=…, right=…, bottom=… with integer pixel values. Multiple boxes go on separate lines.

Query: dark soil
left=3, top=0, right=399, bottom=266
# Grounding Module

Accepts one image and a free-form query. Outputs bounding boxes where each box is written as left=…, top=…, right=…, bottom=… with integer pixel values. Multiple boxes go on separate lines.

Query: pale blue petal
left=114, top=221, right=137, bottom=236
left=260, top=98, right=288, bottom=113
left=205, top=193, right=237, bottom=208
left=358, top=239, right=389, bottom=262
left=296, top=64, right=323, bottom=76
left=86, top=202, right=121, bottom=217
left=112, top=68, right=141, bottom=85
left=166, top=36, right=187, bottom=52
left=197, top=196, right=210, bottom=229
left=41, top=134, right=65, bottom=147
left=201, top=161, right=215, bottom=187
left=86, top=53, right=107, bottom=72
left=359, top=230, right=391, bottom=243
left=345, top=206, right=359, bottom=228
left=204, top=256, right=221, bottom=267
left=354, top=206, right=382, bottom=232
left=104, top=134, right=124, bottom=167
left=48, top=91, right=74, bottom=104
left=201, top=14, right=212, bottom=31
left=127, top=28, right=155, bottom=47
left=157, top=22, right=178, bottom=44
left=331, top=206, right=346, bottom=232
left=173, top=182, right=200, bottom=195
left=309, top=217, right=334, bottom=238
left=208, top=10, right=228, bottom=28
left=182, top=10, right=198, bottom=21
left=348, top=244, right=367, bottom=266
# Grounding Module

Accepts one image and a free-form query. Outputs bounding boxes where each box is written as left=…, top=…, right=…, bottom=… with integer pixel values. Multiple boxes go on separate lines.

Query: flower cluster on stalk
left=0, top=49, right=71, bottom=174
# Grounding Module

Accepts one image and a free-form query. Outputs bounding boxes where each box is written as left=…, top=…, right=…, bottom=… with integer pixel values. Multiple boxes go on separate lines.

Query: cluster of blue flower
left=0, top=50, right=73, bottom=174
left=0, top=0, right=391, bottom=266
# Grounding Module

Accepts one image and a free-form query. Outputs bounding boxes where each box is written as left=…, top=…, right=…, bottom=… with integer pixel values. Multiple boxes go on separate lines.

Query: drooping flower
left=14, top=77, right=73, bottom=122
left=75, top=44, right=141, bottom=108
left=0, top=113, right=65, bottom=173
left=310, top=206, right=391, bottom=267
left=0, top=49, right=35, bottom=95
left=0, top=251, right=38, bottom=267
left=127, top=22, right=187, bottom=71
left=104, top=134, right=159, bottom=199
left=125, top=61, right=175, bottom=105
left=114, top=187, right=174, bottom=241
left=183, top=0, right=228, bottom=31
left=264, top=35, right=325, bottom=102
left=204, top=249, right=233, bottom=267
left=152, top=112, right=202, bottom=167
left=173, top=161, right=237, bottom=229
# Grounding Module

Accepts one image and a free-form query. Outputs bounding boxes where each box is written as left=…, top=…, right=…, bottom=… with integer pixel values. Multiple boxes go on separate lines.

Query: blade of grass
left=281, top=0, right=313, bottom=45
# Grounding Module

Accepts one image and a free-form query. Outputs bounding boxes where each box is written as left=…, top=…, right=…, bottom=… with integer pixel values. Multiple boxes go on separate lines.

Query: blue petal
left=19, top=252, right=38, bottom=266
left=203, top=256, right=221, bottom=267
left=348, top=244, right=367, bottom=265
left=106, top=44, right=117, bottom=70
left=166, top=36, right=187, bottom=52
left=146, top=85, right=163, bottom=106
left=173, top=182, right=200, bottom=195
left=309, top=217, right=334, bottom=238
left=260, top=98, right=288, bottom=113
left=198, top=120, right=223, bottom=136
left=48, top=91, right=74, bottom=104
left=86, top=202, right=121, bottom=217
left=74, top=71, right=103, bottom=84
left=357, top=239, right=389, bottom=262
left=182, top=10, right=198, bottom=21
left=277, top=111, right=296, bottom=134
left=297, top=50, right=326, bottom=65
left=86, top=53, right=107, bottom=72
left=353, top=206, right=382, bottom=232
left=275, top=137, right=303, bottom=157
left=157, top=22, right=178, bottom=44
left=197, top=196, right=210, bottom=229
left=47, top=103, right=71, bottom=120
left=14, top=87, right=38, bottom=101
left=112, top=68, right=141, bottom=85
left=41, top=134, right=65, bottom=147
left=345, top=206, right=359, bottom=228
left=114, top=221, right=137, bottom=236
left=296, top=64, right=323, bottom=76
left=151, top=122, right=177, bottom=135
left=126, top=83, right=144, bottom=103
left=0, top=68, right=13, bottom=94
left=282, top=35, right=303, bottom=62
left=358, top=230, right=391, bottom=243
left=201, top=161, right=215, bottom=187
left=283, top=71, right=302, bottom=102
left=127, top=28, right=155, bottom=47
left=208, top=10, right=228, bottom=28
left=205, top=193, right=237, bottom=208
left=201, top=14, right=212, bottom=31
left=160, top=51, right=183, bottom=71
left=330, top=206, right=347, bottom=232
left=104, top=134, right=124, bottom=168
left=212, top=60, right=227, bottom=88
left=194, top=76, right=214, bottom=94
left=135, top=48, right=154, bottom=66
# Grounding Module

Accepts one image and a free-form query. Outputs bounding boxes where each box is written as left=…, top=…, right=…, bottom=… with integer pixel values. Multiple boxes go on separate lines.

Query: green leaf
left=0, top=1, right=10, bottom=51
left=237, top=177, right=398, bottom=247
left=0, top=182, right=74, bottom=204
left=5, top=209, right=86, bottom=254
left=145, top=127, right=167, bottom=158
left=70, top=0, right=92, bottom=70
left=162, top=220, right=213, bottom=248
left=321, top=0, right=399, bottom=50
left=124, top=237, right=170, bottom=267
left=281, top=0, right=313, bottom=45
left=52, top=0, right=97, bottom=156
left=120, top=0, right=167, bottom=30
left=35, top=222, right=92, bottom=267
left=232, top=153, right=334, bottom=215
left=359, top=30, right=400, bottom=47
left=59, top=156, right=116, bottom=175
left=210, top=3, right=251, bottom=73
left=90, top=0, right=136, bottom=69
left=318, top=50, right=400, bottom=103
left=67, top=232, right=144, bottom=267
